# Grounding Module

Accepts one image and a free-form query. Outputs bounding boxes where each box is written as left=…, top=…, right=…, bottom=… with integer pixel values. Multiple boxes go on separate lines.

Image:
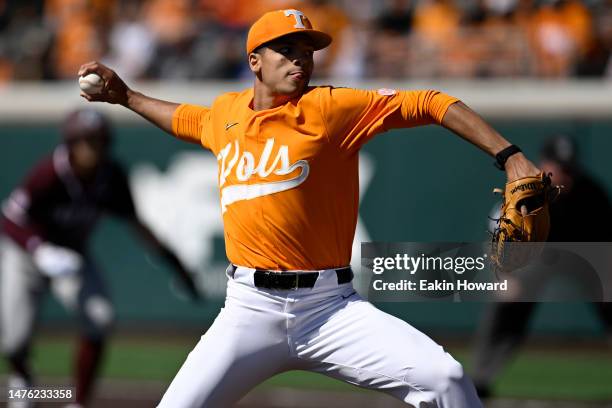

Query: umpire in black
left=471, top=134, right=612, bottom=398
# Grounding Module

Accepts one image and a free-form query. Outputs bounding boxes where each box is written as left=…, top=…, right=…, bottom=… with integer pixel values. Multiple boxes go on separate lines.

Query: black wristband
left=494, top=145, right=522, bottom=170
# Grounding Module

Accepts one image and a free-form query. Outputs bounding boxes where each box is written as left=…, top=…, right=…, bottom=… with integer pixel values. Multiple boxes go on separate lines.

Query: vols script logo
left=130, top=151, right=374, bottom=295
left=217, top=138, right=309, bottom=212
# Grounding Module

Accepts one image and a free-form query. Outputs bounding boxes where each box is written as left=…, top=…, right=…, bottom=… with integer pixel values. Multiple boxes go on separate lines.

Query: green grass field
left=1, top=335, right=610, bottom=402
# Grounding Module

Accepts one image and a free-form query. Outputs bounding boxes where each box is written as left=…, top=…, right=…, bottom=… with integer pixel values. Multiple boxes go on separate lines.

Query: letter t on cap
left=284, top=9, right=306, bottom=28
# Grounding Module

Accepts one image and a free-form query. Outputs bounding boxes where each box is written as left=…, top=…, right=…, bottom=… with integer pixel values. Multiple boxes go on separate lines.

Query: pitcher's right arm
left=78, top=61, right=181, bottom=135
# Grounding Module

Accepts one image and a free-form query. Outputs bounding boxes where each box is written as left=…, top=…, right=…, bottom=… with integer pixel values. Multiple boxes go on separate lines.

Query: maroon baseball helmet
left=62, top=108, right=113, bottom=149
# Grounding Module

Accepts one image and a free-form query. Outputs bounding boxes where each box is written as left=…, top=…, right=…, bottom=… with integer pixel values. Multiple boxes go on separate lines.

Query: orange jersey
left=172, top=87, right=458, bottom=270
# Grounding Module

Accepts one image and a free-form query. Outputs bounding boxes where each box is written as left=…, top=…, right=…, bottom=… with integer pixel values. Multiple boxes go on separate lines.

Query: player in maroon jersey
left=0, top=108, right=199, bottom=408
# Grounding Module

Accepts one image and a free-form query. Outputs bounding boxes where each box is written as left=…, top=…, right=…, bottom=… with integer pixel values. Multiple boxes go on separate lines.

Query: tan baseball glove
left=490, top=172, right=559, bottom=273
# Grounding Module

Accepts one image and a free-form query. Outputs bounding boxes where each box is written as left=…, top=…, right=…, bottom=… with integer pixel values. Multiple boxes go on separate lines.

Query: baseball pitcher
left=78, top=9, right=541, bottom=408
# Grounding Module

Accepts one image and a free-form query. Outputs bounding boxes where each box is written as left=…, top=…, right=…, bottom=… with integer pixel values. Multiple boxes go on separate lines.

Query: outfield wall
left=1, top=81, right=610, bottom=335
left=1, top=79, right=612, bottom=122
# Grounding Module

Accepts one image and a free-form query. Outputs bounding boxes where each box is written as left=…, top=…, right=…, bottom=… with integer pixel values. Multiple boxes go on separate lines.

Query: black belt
left=231, top=265, right=353, bottom=289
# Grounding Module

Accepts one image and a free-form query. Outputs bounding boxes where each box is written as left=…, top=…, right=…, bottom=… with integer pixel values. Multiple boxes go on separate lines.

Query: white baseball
left=78, top=73, right=104, bottom=95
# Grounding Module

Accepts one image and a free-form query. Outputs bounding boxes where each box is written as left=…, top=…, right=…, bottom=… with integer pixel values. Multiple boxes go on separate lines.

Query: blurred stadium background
left=1, top=0, right=612, bottom=407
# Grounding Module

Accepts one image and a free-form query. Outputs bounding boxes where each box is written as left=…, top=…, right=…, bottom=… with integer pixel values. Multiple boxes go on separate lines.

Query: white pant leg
left=52, top=259, right=114, bottom=340
left=293, top=288, right=482, bottom=408
left=157, top=275, right=293, bottom=408
left=0, top=238, right=45, bottom=356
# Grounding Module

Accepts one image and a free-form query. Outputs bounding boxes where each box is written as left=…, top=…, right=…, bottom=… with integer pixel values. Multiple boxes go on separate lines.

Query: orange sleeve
left=396, top=89, right=459, bottom=126
left=318, top=87, right=459, bottom=153
left=171, top=103, right=212, bottom=149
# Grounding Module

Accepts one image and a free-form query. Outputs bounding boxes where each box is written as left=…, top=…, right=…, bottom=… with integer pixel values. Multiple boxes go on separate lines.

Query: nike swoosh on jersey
left=220, top=160, right=309, bottom=213
left=225, top=122, right=239, bottom=131
left=341, top=291, right=357, bottom=299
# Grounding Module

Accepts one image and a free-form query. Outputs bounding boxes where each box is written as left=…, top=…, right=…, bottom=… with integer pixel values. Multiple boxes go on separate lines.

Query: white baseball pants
left=158, top=266, right=482, bottom=408
left=0, top=237, right=113, bottom=357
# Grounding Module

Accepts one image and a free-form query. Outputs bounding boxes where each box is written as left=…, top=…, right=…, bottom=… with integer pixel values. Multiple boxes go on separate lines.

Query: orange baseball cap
left=246, top=9, right=332, bottom=55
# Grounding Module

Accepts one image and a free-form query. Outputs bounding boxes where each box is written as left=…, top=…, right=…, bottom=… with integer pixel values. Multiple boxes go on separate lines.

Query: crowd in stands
left=0, top=0, right=611, bottom=83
